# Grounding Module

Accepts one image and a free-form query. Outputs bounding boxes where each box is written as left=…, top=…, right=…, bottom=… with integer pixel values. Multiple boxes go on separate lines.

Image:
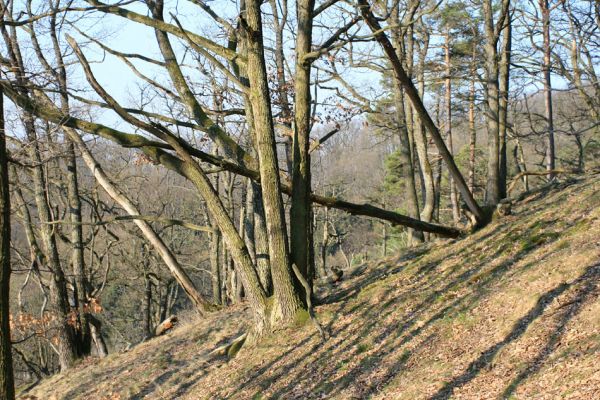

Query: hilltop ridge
left=21, top=173, right=600, bottom=400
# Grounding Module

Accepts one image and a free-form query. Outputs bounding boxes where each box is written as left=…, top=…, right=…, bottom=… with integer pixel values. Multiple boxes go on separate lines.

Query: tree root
left=291, top=263, right=327, bottom=342
left=208, top=332, right=248, bottom=359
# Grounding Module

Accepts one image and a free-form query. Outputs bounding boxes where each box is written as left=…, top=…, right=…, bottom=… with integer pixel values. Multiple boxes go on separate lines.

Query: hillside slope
left=21, top=174, right=600, bottom=400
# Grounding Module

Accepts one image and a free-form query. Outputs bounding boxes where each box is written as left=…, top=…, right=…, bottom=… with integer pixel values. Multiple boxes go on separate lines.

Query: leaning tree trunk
left=359, top=0, right=485, bottom=224
left=0, top=88, right=15, bottom=400
left=62, top=125, right=213, bottom=313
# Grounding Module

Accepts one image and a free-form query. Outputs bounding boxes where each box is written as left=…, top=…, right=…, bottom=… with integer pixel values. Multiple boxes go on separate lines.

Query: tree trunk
left=291, top=0, right=316, bottom=284
left=142, top=266, right=153, bottom=338
left=391, top=4, right=423, bottom=245
left=482, top=0, right=510, bottom=206
left=65, top=140, right=92, bottom=357
left=445, top=32, right=460, bottom=223
left=0, top=88, right=15, bottom=400
left=52, top=50, right=91, bottom=359
left=209, top=225, right=222, bottom=305
left=498, top=11, right=512, bottom=199
left=468, top=58, right=477, bottom=195
left=484, top=0, right=500, bottom=206
left=358, top=0, right=484, bottom=223
left=414, top=31, right=435, bottom=223
left=244, top=0, right=304, bottom=325
left=64, top=126, right=213, bottom=313
left=269, top=0, right=293, bottom=176
left=320, top=208, right=330, bottom=278
left=244, top=179, right=256, bottom=264
left=209, top=163, right=222, bottom=305
left=88, top=315, right=108, bottom=358
left=540, top=0, right=555, bottom=179
left=25, top=118, right=77, bottom=371
left=392, top=83, right=424, bottom=244
left=252, top=182, right=272, bottom=295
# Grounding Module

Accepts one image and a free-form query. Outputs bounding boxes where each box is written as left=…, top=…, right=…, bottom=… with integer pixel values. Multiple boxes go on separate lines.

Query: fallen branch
left=44, top=215, right=215, bottom=233
left=155, top=315, right=178, bottom=336
left=0, top=80, right=461, bottom=238
left=507, top=169, right=573, bottom=195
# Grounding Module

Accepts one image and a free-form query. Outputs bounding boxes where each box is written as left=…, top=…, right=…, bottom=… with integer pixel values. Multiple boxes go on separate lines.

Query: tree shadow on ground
left=430, top=262, right=600, bottom=400
left=225, top=181, right=596, bottom=399
left=500, top=262, right=600, bottom=399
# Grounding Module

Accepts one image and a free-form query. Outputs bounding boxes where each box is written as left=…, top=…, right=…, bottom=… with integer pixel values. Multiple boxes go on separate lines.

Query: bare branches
left=82, top=0, right=245, bottom=65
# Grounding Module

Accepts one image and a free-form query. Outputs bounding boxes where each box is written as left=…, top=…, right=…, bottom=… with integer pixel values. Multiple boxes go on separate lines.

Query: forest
left=0, top=0, right=598, bottom=398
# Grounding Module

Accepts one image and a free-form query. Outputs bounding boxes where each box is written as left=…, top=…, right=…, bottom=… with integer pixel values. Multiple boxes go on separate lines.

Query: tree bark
left=0, top=88, right=15, bottom=400
left=482, top=0, right=510, bottom=205
left=498, top=10, right=512, bottom=199
left=414, top=31, right=435, bottom=223
left=291, top=0, right=317, bottom=286
left=244, top=0, right=304, bottom=325
left=540, top=0, right=555, bottom=179
left=445, top=32, right=460, bottom=223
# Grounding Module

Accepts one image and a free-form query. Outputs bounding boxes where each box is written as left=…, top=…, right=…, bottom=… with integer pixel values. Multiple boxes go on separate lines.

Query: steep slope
left=20, top=173, right=600, bottom=400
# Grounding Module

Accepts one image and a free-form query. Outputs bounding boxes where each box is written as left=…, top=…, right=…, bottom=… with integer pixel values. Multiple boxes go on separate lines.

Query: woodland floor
left=19, top=173, right=600, bottom=400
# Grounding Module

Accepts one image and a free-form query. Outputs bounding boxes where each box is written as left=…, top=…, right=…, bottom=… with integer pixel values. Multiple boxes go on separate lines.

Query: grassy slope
left=21, top=174, right=600, bottom=400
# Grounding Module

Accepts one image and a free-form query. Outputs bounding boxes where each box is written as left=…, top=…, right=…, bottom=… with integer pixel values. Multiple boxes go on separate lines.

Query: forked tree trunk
left=244, top=0, right=305, bottom=325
